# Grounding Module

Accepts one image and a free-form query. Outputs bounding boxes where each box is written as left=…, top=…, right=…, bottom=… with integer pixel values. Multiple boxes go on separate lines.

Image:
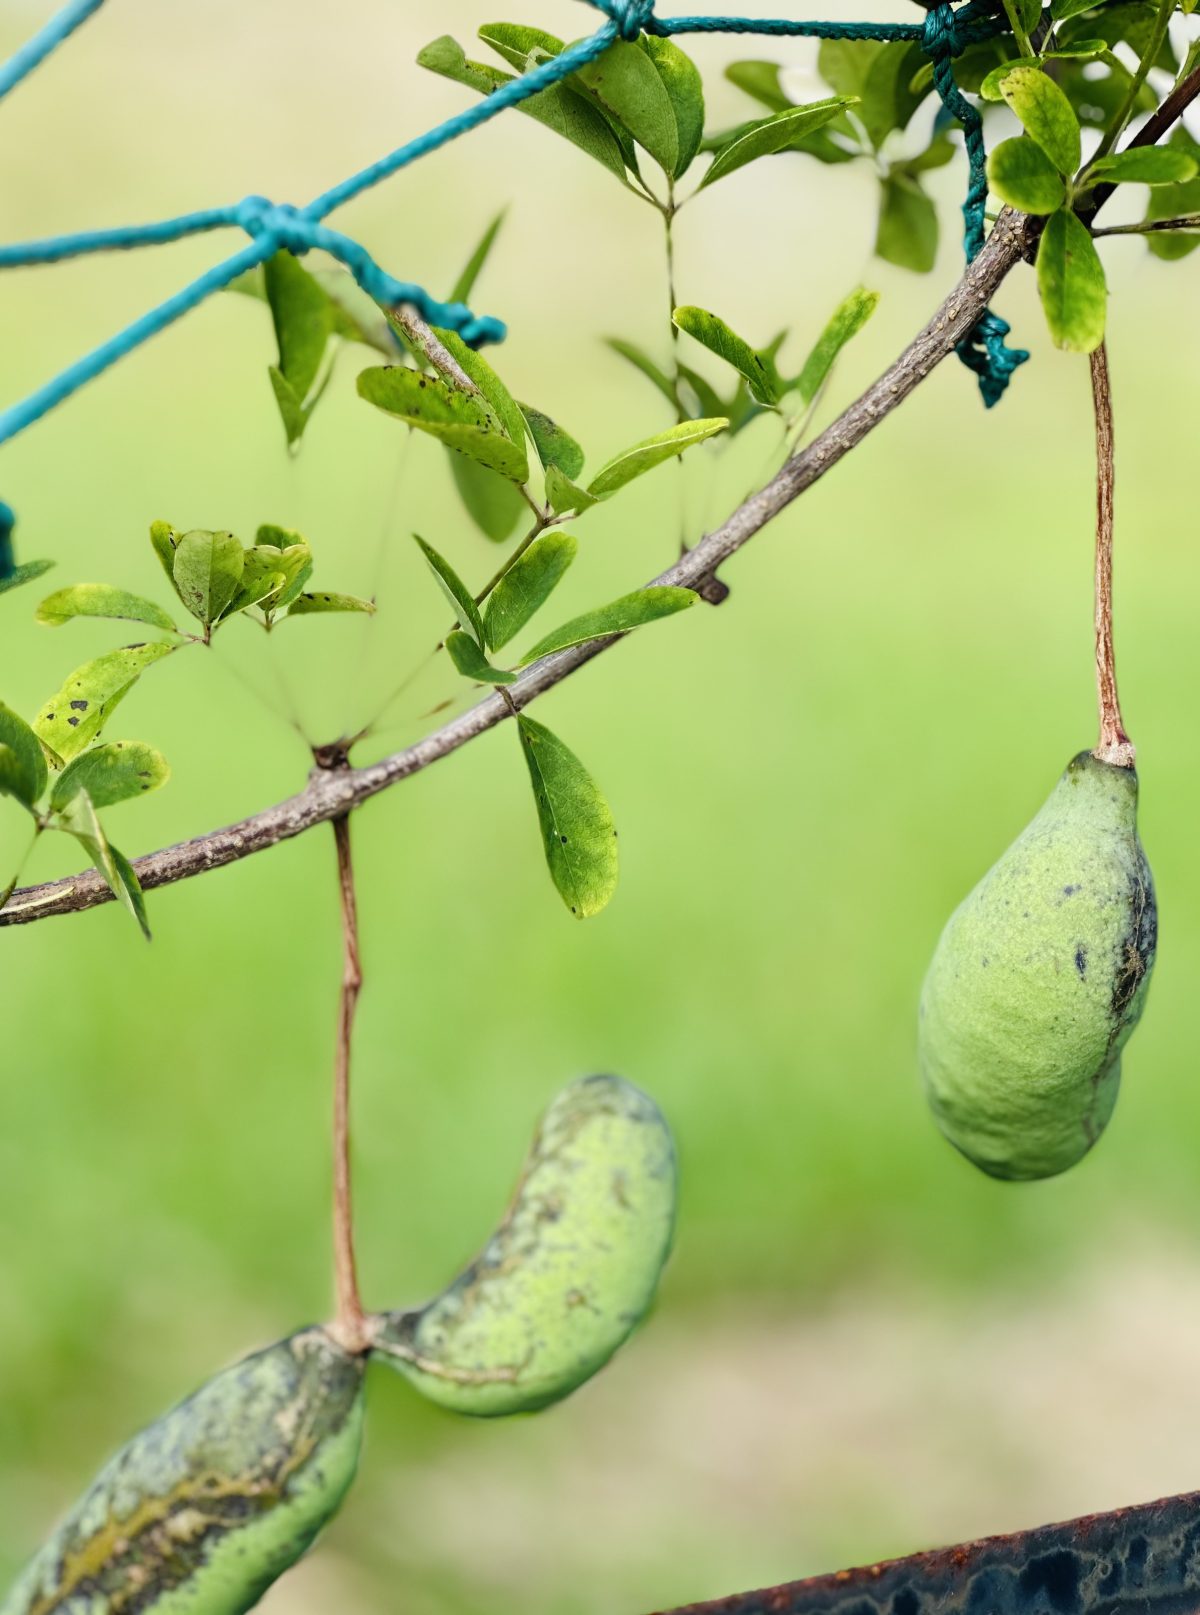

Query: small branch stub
left=1089, top=343, right=1135, bottom=769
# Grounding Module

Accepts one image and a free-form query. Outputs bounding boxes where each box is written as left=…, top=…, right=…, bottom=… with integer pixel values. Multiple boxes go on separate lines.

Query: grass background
left=1, top=1, right=1199, bottom=1609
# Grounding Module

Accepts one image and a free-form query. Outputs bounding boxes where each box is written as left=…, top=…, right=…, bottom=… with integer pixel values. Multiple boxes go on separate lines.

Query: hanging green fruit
left=919, top=345, right=1156, bottom=1181
left=372, top=1073, right=677, bottom=1415
left=919, top=750, right=1156, bottom=1179
left=2, top=1329, right=365, bottom=1615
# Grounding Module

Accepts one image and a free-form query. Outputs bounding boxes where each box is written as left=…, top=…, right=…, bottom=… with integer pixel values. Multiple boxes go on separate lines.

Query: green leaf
left=264, top=250, right=333, bottom=402
left=1059, top=2, right=1177, bottom=69
left=0, top=702, right=47, bottom=806
left=903, top=133, right=957, bottom=176
left=604, top=337, right=678, bottom=408
left=34, top=642, right=175, bottom=763
left=998, top=66, right=1082, bottom=175
left=587, top=417, right=729, bottom=499
left=445, top=628, right=517, bottom=684
left=639, top=34, right=705, bottom=177
left=149, top=521, right=180, bottom=591
left=0, top=558, right=54, bottom=598
left=1087, top=147, right=1200, bottom=184
left=572, top=39, right=679, bottom=174
left=267, top=366, right=311, bottom=448
left=50, top=741, right=170, bottom=812
left=450, top=453, right=527, bottom=543
left=484, top=531, right=578, bottom=651
left=519, top=404, right=584, bottom=479
left=418, top=35, right=628, bottom=181
left=1144, top=131, right=1200, bottom=259
left=1037, top=207, right=1107, bottom=351
left=700, top=98, right=855, bottom=188
left=517, top=715, right=618, bottom=918
left=477, top=22, right=564, bottom=70
left=0, top=745, right=36, bottom=815
left=171, top=530, right=245, bottom=627
left=413, top=534, right=484, bottom=645
left=35, top=584, right=177, bottom=633
left=988, top=136, right=1067, bottom=213
left=980, top=44, right=1109, bottom=100
left=819, top=37, right=884, bottom=99
left=1051, top=0, right=1105, bottom=20
left=59, top=787, right=150, bottom=937
left=859, top=41, right=931, bottom=150
left=794, top=286, right=880, bottom=403
left=285, top=591, right=376, bottom=617
left=545, top=465, right=601, bottom=515
left=257, top=522, right=305, bottom=551
left=519, top=586, right=697, bottom=665
left=449, top=208, right=507, bottom=304
left=725, top=59, right=790, bottom=112
left=357, top=366, right=529, bottom=482
left=672, top=306, right=781, bottom=406
left=226, top=547, right=296, bottom=615
left=430, top=328, right=530, bottom=479
left=678, top=363, right=732, bottom=421
left=876, top=173, right=938, bottom=272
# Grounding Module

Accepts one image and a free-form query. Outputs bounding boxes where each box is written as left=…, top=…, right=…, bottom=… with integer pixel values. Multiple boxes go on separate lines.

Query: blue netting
left=0, top=0, right=1028, bottom=568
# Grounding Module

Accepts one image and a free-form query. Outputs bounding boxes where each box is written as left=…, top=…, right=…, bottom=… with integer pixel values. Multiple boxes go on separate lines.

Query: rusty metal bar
left=653, top=1487, right=1200, bottom=1613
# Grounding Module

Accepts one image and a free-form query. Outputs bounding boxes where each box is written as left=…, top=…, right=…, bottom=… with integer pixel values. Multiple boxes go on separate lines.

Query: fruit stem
left=1090, top=342, right=1135, bottom=769
left=330, top=806, right=369, bottom=1352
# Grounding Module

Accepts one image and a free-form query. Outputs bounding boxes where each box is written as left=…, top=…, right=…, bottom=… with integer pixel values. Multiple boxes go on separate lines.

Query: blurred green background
left=1, top=2, right=1199, bottom=1610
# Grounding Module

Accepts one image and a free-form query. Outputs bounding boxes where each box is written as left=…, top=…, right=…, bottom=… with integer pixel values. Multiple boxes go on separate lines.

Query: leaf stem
left=1089, top=0, right=1174, bottom=166
left=474, top=511, right=549, bottom=608
left=1089, top=342, right=1134, bottom=768
left=328, top=800, right=368, bottom=1352
left=1000, top=0, right=1035, bottom=62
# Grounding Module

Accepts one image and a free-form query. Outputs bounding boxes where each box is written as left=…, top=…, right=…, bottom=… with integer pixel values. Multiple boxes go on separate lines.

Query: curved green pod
left=919, top=751, right=1157, bottom=1181
left=2, top=1329, right=365, bottom=1615
left=373, top=1073, right=677, bottom=1416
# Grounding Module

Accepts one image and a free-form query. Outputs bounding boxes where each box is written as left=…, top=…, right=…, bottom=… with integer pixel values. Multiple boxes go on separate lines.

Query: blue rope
left=0, top=0, right=104, bottom=102
left=0, top=499, right=13, bottom=580
left=0, top=0, right=1026, bottom=535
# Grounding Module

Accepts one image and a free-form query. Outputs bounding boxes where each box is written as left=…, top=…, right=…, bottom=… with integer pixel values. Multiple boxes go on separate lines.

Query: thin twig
left=1093, top=214, right=1200, bottom=237
left=329, top=808, right=368, bottom=1352
left=1089, top=343, right=1134, bottom=769
left=391, top=304, right=478, bottom=392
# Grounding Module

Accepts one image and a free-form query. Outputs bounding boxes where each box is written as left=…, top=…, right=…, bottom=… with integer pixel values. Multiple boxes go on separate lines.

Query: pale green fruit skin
left=919, top=752, right=1157, bottom=1181
left=374, top=1073, right=677, bottom=1415
left=2, top=1330, right=365, bottom=1615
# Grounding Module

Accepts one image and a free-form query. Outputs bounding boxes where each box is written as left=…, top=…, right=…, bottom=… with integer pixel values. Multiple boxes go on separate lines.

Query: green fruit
left=3, top=1329, right=365, bottom=1615
left=919, top=751, right=1156, bottom=1181
left=372, top=1073, right=677, bottom=1415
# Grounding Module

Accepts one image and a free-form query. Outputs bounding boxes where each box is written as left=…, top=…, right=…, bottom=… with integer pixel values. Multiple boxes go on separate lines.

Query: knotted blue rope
left=0, top=0, right=1026, bottom=521
left=630, top=0, right=1029, bottom=406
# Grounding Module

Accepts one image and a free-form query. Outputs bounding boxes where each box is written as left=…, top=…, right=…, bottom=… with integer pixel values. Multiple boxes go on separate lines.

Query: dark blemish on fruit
left=1075, top=946, right=1087, bottom=978
left=1063, top=884, right=1079, bottom=896
left=67, top=716, right=80, bottom=727
left=69, top=699, right=88, bottom=711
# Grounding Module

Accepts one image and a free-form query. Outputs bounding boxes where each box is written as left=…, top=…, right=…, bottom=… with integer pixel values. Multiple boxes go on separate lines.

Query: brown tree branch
left=0, top=210, right=1051, bottom=929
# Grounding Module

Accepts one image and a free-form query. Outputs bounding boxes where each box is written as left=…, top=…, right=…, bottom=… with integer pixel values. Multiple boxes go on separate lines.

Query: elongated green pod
left=372, top=1073, right=677, bottom=1416
left=919, top=752, right=1157, bottom=1181
left=2, top=1329, right=365, bottom=1615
